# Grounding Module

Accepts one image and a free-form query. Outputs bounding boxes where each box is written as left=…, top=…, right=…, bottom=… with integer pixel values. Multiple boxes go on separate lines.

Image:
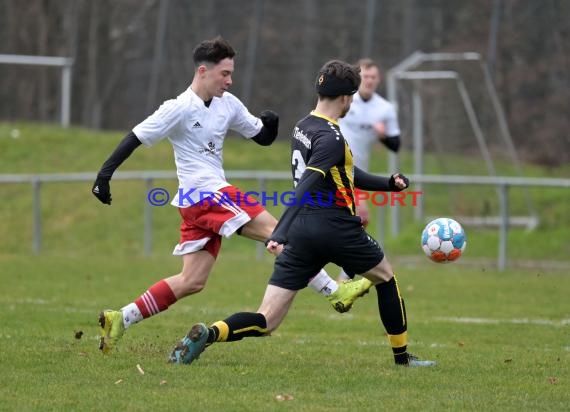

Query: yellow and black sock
left=375, top=276, right=409, bottom=365
left=207, top=312, right=267, bottom=343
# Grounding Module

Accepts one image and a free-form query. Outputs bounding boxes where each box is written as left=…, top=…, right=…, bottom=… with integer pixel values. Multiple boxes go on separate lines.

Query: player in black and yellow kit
left=169, top=60, right=435, bottom=367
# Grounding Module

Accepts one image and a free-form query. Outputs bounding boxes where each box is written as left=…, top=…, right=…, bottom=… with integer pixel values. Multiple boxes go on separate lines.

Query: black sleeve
left=380, top=134, right=401, bottom=152
left=252, top=110, right=279, bottom=146
left=251, top=126, right=278, bottom=146
left=97, top=131, right=142, bottom=179
left=354, top=167, right=408, bottom=192
left=268, top=170, right=323, bottom=245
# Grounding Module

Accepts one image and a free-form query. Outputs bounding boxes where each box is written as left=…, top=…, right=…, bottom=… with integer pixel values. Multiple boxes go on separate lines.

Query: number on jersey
left=292, top=149, right=306, bottom=187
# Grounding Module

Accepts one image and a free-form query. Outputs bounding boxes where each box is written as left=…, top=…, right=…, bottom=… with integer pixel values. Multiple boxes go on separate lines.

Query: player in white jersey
left=338, top=58, right=401, bottom=281
left=91, top=37, right=371, bottom=354
left=168, top=59, right=434, bottom=368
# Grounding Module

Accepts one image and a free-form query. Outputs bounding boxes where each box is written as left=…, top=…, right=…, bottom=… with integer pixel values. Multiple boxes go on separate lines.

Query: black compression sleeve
left=268, top=170, right=323, bottom=244
left=252, top=110, right=279, bottom=146
left=354, top=167, right=409, bottom=192
left=381, top=135, right=401, bottom=152
left=97, top=131, right=142, bottom=179
left=354, top=167, right=391, bottom=191
left=252, top=125, right=278, bottom=146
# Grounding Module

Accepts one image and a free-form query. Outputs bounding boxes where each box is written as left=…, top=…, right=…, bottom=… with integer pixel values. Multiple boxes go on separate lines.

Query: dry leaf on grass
left=136, top=364, right=145, bottom=375
left=275, top=394, right=294, bottom=401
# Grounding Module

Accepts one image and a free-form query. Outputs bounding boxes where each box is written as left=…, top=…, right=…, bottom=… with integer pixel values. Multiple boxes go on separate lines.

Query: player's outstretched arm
left=252, top=110, right=279, bottom=146
left=354, top=167, right=409, bottom=192
left=92, top=131, right=142, bottom=205
left=380, top=134, right=401, bottom=152
left=266, top=169, right=323, bottom=251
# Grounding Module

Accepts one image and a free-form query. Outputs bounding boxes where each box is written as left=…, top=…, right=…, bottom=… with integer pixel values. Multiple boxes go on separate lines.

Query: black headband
left=315, top=72, right=358, bottom=97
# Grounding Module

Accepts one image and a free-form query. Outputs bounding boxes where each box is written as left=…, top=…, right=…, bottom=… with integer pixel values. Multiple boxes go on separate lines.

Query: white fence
left=1, top=171, right=569, bottom=270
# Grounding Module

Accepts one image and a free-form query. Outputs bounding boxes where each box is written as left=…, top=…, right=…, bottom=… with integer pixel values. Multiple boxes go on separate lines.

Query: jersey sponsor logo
left=192, top=121, right=202, bottom=128
left=197, top=141, right=218, bottom=155
left=293, top=126, right=311, bottom=149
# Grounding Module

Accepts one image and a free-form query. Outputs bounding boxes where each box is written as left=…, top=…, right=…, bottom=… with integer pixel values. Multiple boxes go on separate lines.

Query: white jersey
left=133, top=87, right=262, bottom=207
left=339, top=92, right=400, bottom=171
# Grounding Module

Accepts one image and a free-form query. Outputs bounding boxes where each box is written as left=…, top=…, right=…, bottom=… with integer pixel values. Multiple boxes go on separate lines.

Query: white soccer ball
left=421, top=217, right=467, bottom=263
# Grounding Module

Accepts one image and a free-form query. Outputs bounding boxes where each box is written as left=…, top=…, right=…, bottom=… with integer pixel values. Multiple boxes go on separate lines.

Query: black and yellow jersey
left=290, top=111, right=356, bottom=215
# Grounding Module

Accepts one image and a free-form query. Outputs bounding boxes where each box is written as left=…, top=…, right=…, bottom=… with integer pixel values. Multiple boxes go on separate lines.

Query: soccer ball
left=421, top=217, right=466, bottom=263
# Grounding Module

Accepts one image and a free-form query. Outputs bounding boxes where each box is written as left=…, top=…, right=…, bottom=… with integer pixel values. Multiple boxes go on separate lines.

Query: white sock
left=308, top=269, right=339, bottom=296
left=120, top=302, right=144, bottom=329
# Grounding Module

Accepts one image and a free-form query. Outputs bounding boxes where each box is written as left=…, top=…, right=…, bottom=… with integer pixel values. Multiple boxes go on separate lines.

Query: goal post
left=383, top=51, right=537, bottom=238
left=0, top=54, right=74, bottom=127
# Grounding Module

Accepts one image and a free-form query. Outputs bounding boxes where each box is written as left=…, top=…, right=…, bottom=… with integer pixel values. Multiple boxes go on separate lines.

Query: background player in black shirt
left=169, top=60, right=435, bottom=367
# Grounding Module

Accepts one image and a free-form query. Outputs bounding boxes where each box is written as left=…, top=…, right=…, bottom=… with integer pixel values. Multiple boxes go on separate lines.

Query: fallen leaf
left=74, top=330, right=84, bottom=339
left=136, top=364, right=145, bottom=375
left=548, top=377, right=557, bottom=384
left=159, top=380, right=167, bottom=386
left=457, top=341, right=465, bottom=347
left=78, top=352, right=88, bottom=357
left=275, top=394, right=294, bottom=401
left=115, top=379, right=123, bottom=385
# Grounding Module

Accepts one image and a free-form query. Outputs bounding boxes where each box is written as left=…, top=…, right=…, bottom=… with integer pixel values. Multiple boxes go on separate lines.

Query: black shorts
left=269, top=211, right=384, bottom=290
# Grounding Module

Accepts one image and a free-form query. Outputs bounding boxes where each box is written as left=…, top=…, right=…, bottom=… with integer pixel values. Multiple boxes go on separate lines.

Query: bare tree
left=1, top=0, right=568, bottom=165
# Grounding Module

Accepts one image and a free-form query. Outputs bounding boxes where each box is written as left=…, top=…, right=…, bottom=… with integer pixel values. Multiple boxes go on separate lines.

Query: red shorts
left=173, top=185, right=265, bottom=258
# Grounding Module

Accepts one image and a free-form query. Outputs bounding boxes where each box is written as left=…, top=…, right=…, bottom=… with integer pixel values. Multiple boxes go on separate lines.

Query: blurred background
left=1, top=0, right=569, bottom=265
left=1, top=0, right=569, bottom=165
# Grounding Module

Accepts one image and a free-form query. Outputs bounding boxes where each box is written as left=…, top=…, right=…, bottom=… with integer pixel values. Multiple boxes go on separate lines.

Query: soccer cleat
left=168, top=323, right=209, bottom=365
left=406, top=354, right=436, bottom=367
left=327, top=278, right=373, bottom=313
left=98, top=310, right=125, bottom=354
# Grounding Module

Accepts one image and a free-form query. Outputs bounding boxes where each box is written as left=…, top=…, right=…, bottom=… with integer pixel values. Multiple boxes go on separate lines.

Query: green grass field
left=1, top=123, right=569, bottom=410
left=1, top=252, right=569, bottom=411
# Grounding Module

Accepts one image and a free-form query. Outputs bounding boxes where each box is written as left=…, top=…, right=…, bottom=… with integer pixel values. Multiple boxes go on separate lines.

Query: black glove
left=389, top=173, right=409, bottom=192
left=92, top=176, right=112, bottom=205
left=260, top=110, right=279, bottom=131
